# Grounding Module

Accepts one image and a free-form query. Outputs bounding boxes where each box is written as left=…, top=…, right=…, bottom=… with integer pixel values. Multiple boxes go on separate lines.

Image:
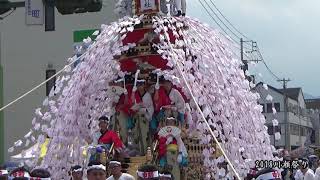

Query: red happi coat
left=116, top=85, right=143, bottom=116
left=98, top=130, right=124, bottom=150
left=153, top=86, right=188, bottom=113
left=154, top=86, right=171, bottom=113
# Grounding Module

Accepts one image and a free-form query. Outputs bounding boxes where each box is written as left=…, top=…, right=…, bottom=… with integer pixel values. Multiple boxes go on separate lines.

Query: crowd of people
left=244, top=156, right=320, bottom=180
left=0, top=160, right=175, bottom=180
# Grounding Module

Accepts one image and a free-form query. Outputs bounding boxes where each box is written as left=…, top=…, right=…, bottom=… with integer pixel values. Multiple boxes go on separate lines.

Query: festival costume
left=158, top=124, right=188, bottom=179
left=132, top=90, right=154, bottom=154
left=98, top=130, right=125, bottom=152
left=168, top=88, right=186, bottom=124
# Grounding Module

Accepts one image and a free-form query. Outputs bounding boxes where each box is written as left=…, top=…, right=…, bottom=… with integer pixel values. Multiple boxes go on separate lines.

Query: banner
left=73, top=29, right=99, bottom=67
left=25, top=0, right=44, bottom=25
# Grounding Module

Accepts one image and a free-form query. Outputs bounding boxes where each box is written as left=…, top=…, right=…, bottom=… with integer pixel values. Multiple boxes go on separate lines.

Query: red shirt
left=154, top=87, right=171, bottom=113
left=116, top=85, right=143, bottom=116
left=98, top=130, right=124, bottom=149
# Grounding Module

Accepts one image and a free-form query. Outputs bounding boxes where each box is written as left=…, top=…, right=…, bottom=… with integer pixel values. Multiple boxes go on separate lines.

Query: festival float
left=8, top=0, right=277, bottom=179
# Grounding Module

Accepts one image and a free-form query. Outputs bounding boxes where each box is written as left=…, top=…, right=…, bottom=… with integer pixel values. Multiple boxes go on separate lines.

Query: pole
left=240, top=38, right=248, bottom=74
left=0, top=30, right=4, bottom=164
left=273, top=125, right=276, bottom=147
left=278, top=78, right=291, bottom=151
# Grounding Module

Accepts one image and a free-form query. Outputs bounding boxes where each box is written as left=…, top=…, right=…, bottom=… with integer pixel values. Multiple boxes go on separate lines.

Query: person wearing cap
left=107, top=160, right=134, bottom=180
left=137, top=164, right=159, bottom=180
left=87, top=162, right=107, bottom=180
left=69, top=165, right=83, bottom=180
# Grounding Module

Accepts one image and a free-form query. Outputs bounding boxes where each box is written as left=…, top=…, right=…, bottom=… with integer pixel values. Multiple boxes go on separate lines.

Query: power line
left=197, top=0, right=252, bottom=51
left=256, top=45, right=281, bottom=81
left=197, top=0, right=240, bottom=46
left=197, top=0, right=282, bottom=83
left=207, top=0, right=251, bottom=40
left=201, top=0, right=242, bottom=40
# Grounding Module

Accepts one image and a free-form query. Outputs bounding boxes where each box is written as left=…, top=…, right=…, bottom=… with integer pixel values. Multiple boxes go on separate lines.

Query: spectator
left=30, top=168, right=51, bottom=178
left=106, top=160, right=134, bottom=180
left=255, top=168, right=281, bottom=180
left=8, top=167, right=30, bottom=180
left=87, top=162, right=107, bottom=180
left=137, top=164, right=159, bottom=180
left=70, top=165, right=83, bottom=180
left=0, top=165, right=8, bottom=180
left=294, top=158, right=315, bottom=180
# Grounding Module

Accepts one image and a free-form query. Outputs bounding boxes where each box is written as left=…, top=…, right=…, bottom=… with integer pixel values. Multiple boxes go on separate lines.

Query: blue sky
left=187, top=0, right=320, bottom=97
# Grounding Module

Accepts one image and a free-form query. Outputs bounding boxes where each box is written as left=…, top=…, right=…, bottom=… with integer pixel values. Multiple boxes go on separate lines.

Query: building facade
left=255, top=82, right=319, bottom=150
left=0, top=0, right=117, bottom=162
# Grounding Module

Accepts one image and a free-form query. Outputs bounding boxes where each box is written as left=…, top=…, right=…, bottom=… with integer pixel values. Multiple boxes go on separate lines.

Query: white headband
left=30, top=177, right=52, bottom=180
left=109, top=161, right=121, bottom=165
left=137, top=171, right=159, bottom=178
left=72, top=168, right=83, bottom=172
left=8, top=171, right=30, bottom=178
left=0, top=169, right=8, bottom=175
left=159, top=173, right=172, bottom=178
left=87, top=165, right=106, bottom=171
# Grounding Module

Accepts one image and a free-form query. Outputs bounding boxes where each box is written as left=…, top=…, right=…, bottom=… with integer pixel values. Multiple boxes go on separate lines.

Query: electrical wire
left=256, top=45, right=281, bottom=81
left=202, top=0, right=242, bottom=40
left=198, top=0, right=239, bottom=45
left=197, top=0, right=252, bottom=51
left=207, top=0, right=251, bottom=40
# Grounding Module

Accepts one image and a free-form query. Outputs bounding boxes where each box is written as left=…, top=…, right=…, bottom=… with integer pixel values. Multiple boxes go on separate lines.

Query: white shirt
left=169, top=88, right=186, bottom=114
left=140, top=92, right=154, bottom=121
left=315, top=167, right=320, bottom=180
left=106, top=173, right=135, bottom=180
left=295, top=169, right=315, bottom=180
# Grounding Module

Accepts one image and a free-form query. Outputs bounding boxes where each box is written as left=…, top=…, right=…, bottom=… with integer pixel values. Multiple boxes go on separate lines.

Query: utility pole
left=240, top=38, right=261, bottom=83
left=278, top=78, right=291, bottom=151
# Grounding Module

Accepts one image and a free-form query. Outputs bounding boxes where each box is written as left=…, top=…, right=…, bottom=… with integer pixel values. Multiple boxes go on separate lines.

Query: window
left=46, top=68, right=56, bottom=96
left=300, top=127, right=305, bottom=136
left=267, top=103, right=273, bottom=113
left=267, top=125, right=280, bottom=135
left=274, top=103, right=280, bottom=112
left=267, top=126, right=273, bottom=135
left=311, top=130, right=315, bottom=143
left=281, top=125, right=285, bottom=134
left=260, top=104, right=265, bottom=113
left=290, top=124, right=300, bottom=136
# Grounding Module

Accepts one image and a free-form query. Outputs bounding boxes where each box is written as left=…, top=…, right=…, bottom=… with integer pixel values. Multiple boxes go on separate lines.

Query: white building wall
left=255, top=83, right=314, bottom=148
left=0, top=1, right=117, bottom=160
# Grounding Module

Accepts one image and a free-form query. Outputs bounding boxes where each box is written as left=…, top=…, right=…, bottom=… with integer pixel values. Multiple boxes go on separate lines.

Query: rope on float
left=158, top=17, right=242, bottom=179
